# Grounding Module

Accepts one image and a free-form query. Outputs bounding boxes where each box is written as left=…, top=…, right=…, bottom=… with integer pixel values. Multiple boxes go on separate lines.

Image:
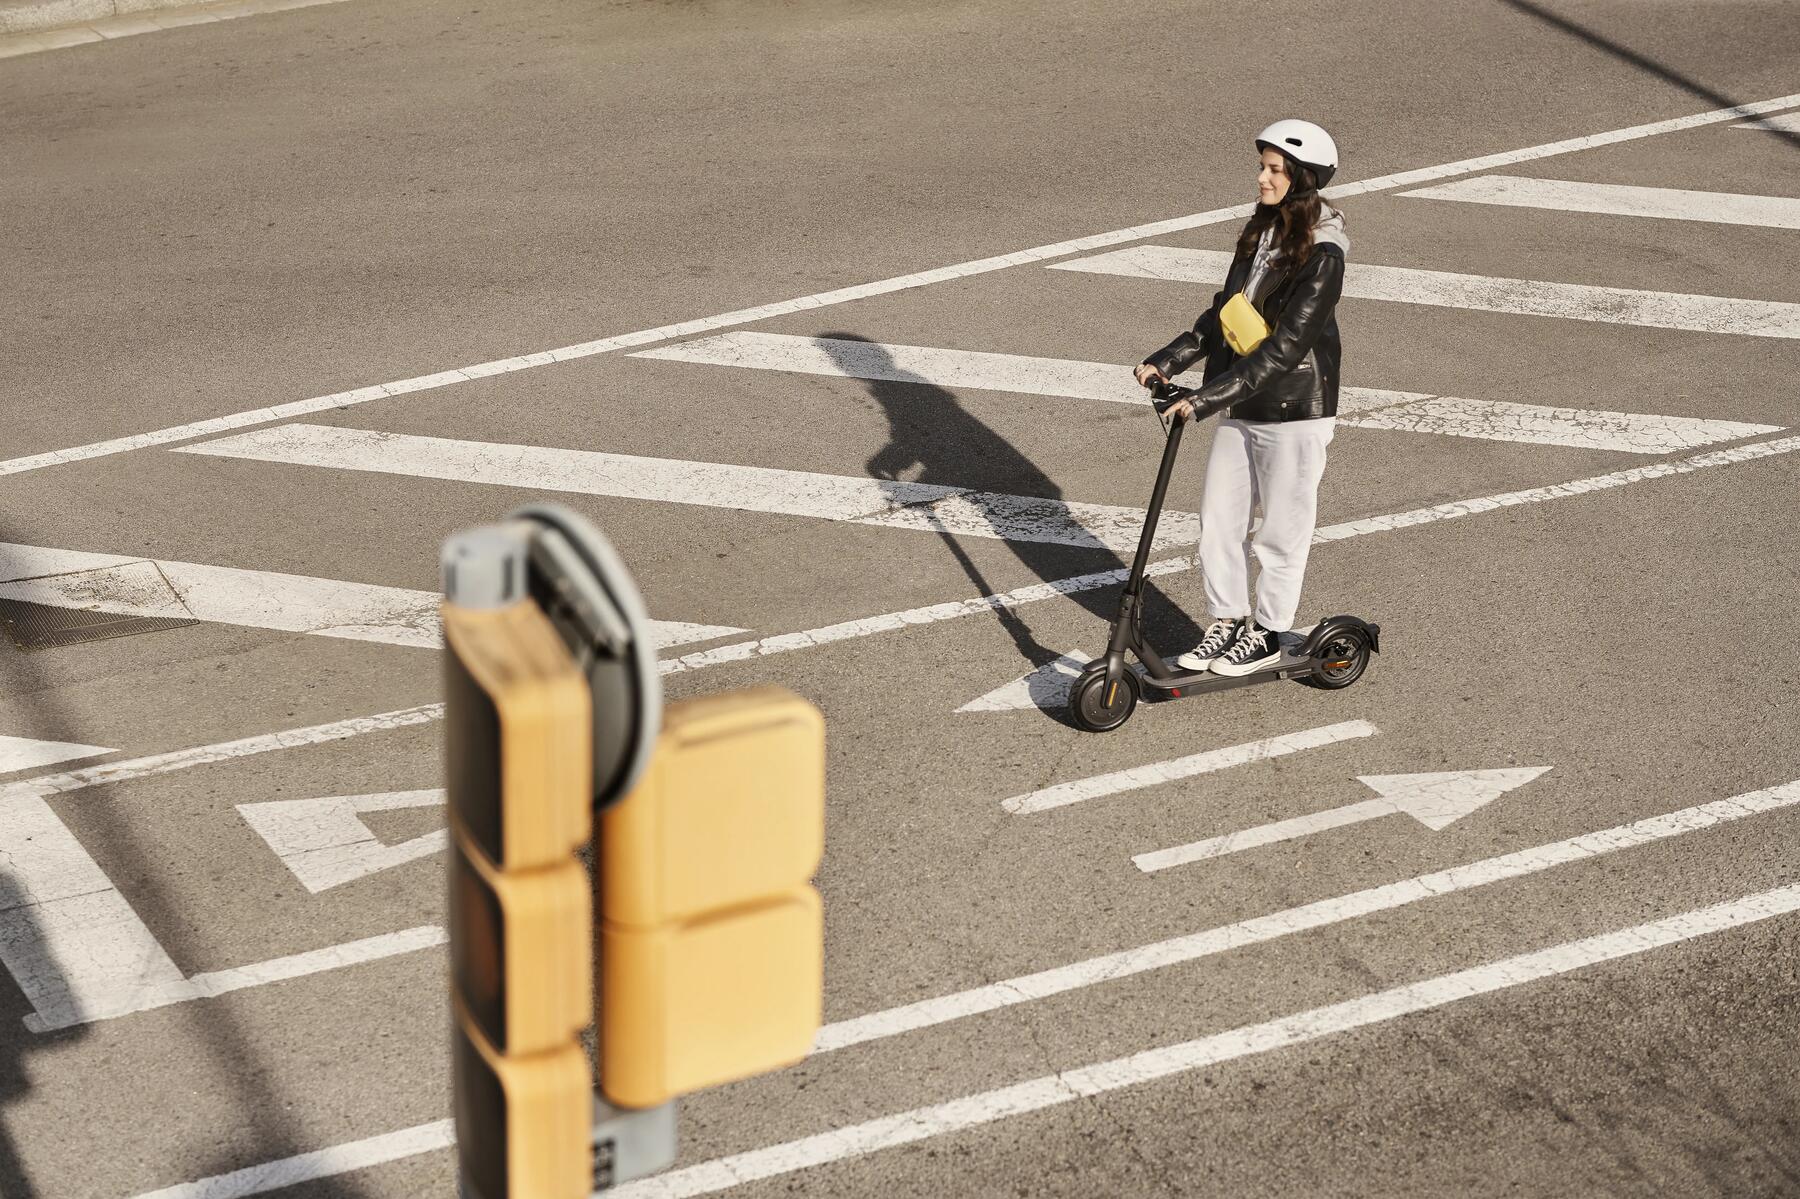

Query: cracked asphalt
left=1, top=0, right=1798, bottom=1196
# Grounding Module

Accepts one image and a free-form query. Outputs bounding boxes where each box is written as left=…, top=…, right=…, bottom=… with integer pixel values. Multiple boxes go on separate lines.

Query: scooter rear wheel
left=1070, top=667, right=1139, bottom=731
left=1306, top=628, right=1371, bottom=690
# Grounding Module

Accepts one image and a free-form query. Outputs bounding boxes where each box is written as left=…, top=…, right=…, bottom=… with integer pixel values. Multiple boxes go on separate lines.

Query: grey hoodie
left=1246, top=204, right=1349, bottom=300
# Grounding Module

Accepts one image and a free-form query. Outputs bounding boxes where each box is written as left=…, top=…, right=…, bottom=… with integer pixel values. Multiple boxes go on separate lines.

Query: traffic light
left=443, top=510, right=663, bottom=1199
left=598, top=687, right=826, bottom=1109
left=444, top=505, right=824, bottom=1193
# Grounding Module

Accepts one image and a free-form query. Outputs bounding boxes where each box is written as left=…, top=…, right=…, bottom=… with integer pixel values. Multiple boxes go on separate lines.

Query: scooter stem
left=1127, top=417, right=1186, bottom=589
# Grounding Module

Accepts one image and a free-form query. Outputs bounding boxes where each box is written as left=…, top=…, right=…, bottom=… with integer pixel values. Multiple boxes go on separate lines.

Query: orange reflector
left=1326, top=660, right=1351, bottom=668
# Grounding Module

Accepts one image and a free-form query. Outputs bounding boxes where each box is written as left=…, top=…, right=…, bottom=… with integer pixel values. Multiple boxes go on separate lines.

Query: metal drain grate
left=0, top=597, right=198, bottom=651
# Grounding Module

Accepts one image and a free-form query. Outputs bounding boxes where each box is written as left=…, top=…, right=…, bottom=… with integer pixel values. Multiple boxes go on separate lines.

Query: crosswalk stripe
left=176, top=424, right=1202, bottom=554
left=639, top=332, right=1779, bottom=454
left=12, top=92, right=1800, bottom=491
left=1399, top=174, right=1800, bottom=229
left=0, top=542, right=740, bottom=651
left=1052, top=245, right=1800, bottom=338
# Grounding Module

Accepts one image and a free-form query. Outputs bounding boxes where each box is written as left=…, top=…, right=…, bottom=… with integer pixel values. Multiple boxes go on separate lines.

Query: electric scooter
left=1068, top=380, right=1380, bottom=732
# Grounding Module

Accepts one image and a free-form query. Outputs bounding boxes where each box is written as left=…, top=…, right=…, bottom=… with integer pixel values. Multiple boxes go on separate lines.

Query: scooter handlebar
left=1147, top=379, right=1202, bottom=417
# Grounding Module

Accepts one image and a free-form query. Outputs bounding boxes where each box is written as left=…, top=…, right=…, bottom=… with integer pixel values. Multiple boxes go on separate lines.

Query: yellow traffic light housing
left=444, top=592, right=594, bottom=1199
left=599, top=687, right=826, bottom=1109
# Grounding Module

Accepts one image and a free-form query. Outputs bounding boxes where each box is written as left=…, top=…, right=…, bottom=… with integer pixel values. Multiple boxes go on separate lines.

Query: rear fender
left=1300, top=615, right=1380, bottom=657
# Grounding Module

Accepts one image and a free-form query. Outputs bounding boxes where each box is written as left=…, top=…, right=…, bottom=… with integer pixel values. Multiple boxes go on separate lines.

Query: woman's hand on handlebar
left=1163, top=397, right=1195, bottom=422
left=1133, top=363, right=1166, bottom=389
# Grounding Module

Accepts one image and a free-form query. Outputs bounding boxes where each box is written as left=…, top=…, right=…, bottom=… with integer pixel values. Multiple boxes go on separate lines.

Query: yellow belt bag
left=1219, top=293, right=1271, bottom=356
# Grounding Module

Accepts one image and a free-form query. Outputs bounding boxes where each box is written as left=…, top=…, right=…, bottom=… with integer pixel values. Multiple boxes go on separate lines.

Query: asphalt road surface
left=3, top=1, right=1799, bottom=1195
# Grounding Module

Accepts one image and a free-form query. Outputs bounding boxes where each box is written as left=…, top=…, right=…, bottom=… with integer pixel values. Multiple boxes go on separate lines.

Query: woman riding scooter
left=1134, top=118, right=1348, bottom=678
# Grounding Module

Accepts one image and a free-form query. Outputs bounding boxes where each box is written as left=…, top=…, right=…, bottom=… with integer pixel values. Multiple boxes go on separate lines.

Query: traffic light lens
left=451, top=843, right=508, bottom=1051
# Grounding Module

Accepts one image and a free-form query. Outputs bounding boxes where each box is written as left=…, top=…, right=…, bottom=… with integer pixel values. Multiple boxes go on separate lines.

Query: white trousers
left=1198, top=417, right=1336, bottom=633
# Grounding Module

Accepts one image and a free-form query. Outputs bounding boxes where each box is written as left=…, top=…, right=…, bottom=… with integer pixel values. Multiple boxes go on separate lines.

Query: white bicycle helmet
left=1255, top=119, right=1339, bottom=188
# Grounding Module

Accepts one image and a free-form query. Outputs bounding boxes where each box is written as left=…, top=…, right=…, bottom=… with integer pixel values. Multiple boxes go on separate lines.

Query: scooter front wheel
left=1070, top=667, right=1139, bottom=732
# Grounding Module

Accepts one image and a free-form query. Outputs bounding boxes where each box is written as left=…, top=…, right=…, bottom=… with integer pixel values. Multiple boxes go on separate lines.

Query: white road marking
left=956, top=651, right=1095, bottom=713
left=1001, top=721, right=1379, bottom=815
left=666, top=430, right=1800, bottom=676
left=0, top=735, right=113, bottom=774
left=131, top=1119, right=457, bottom=1199
left=815, top=780, right=1800, bottom=1052
left=237, top=790, right=446, bottom=893
left=1311, top=433, right=1800, bottom=542
left=1399, top=174, right=1800, bottom=229
left=26, top=926, right=451, bottom=1035
left=1341, top=395, right=1776, bottom=453
left=11, top=90, right=1798, bottom=483
left=1132, top=766, right=1550, bottom=872
left=0, top=0, right=355, bottom=52
left=636, top=332, right=1779, bottom=454
left=0, top=704, right=442, bottom=1032
left=128, top=780, right=1800, bottom=1197
left=618, top=883, right=1800, bottom=1198
left=0, top=540, right=740, bottom=651
left=177, top=424, right=1202, bottom=553
left=1736, top=112, right=1800, bottom=133
left=15, top=430, right=1800, bottom=1030
left=1053, top=245, right=1800, bottom=338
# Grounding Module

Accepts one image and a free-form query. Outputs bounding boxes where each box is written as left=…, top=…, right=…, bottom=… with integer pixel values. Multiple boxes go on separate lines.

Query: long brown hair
left=1235, top=161, right=1329, bottom=271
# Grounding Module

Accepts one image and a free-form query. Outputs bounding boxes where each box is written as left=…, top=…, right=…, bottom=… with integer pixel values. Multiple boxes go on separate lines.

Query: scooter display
left=1068, top=380, right=1380, bottom=732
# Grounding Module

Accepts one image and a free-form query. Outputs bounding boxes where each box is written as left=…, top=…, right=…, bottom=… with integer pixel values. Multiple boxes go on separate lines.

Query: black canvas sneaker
left=1210, top=621, right=1283, bottom=676
left=1174, top=618, right=1242, bottom=672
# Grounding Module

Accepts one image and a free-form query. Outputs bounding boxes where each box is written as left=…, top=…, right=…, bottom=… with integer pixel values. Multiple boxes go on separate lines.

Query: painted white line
left=0, top=791, right=190, bottom=1032
left=237, top=790, right=446, bottom=893
left=1311, top=433, right=1800, bottom=542
left=129, top=780, right=1800, bottom=1199
left=11, top=90, right=1798, bottom=481
left=0, top=541, right=741, bottom=652
left=0, top=704, right=442, bottom=1032
left=26, top=926, right=451, bottom=1035
left=129, top=1119, right=456, bottom=1199
left=622, top=882, right=1800, bottom=1197
left=1341, top=395, right=1777, bottom=454
left=1400, top=174, right=1800, bottom=229
left=2, top=705, right=445, bottom=802
left=0, top=735, right=112, bottom=774
left=956, top=651, right=1095, bottom=713
left=636, top=332, right=1779, bottom=454
left=1053, top=245, right=1800, bottom=339
left=635, top=331, right=1147, bottom=404
left=177, top=424, right=1200, bottom=554
left=668, top=429, right=1800, bottom=676
left=1001, top=721, right=1379, bottom=815
left=1132, top=767, right=1550, bottom=872
left=18, top=431, right=1799, bottom=1027
left=815, top=780, right=1800, bottom=1053
left=1735, top=112, right=1800, bottom=133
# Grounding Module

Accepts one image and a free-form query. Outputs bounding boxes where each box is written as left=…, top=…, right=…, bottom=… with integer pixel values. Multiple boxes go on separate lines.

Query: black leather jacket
left=1140, top=240, right=1345, bottom=423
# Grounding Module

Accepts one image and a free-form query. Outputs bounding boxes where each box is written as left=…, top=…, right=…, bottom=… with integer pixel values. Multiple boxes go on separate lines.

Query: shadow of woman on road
left=821, top=332, right=1203, bottom=709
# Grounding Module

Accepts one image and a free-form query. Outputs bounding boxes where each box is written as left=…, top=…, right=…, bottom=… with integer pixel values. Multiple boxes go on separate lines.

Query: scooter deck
left=1136, top=650, right=1320, bottom=698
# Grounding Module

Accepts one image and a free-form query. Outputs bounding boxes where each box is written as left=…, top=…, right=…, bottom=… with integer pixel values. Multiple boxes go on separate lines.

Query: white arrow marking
left=238, top=790, right=446, bottom=893
left=956, top=651, right=1094, bottom=713
left=1134, top=766, right=1550, bottom=872
left=0, top=735, right=113, bottom=774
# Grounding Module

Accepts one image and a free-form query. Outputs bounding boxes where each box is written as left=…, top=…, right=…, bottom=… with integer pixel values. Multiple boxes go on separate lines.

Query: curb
left=0, top=0, right=344, bottom=38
